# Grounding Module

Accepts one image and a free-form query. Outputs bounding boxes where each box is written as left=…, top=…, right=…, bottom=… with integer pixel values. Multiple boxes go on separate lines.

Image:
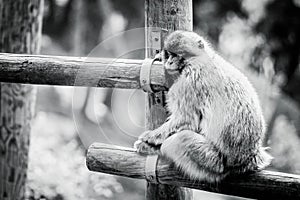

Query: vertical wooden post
left=145, top=0, right=193, bottom=199
left=0, top=0, right=43, bottom=199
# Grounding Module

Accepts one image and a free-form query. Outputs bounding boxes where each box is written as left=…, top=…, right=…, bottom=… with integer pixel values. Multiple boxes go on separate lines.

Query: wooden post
left=0, top=0, right=43, bottom=199
left=145, top=0, right=193, bottom=199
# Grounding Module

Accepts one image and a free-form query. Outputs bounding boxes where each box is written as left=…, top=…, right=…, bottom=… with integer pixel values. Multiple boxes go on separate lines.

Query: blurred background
left=26, top=0, right=300, bottom=199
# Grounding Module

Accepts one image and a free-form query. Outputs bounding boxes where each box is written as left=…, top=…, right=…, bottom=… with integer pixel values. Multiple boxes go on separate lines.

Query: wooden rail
left=0, top=53, right=167, bottom=90
left=86, top=143, right=300, bottom=200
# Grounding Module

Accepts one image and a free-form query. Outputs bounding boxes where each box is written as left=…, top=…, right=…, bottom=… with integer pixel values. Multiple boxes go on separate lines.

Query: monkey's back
left=181, top=55, right=271, bottom=173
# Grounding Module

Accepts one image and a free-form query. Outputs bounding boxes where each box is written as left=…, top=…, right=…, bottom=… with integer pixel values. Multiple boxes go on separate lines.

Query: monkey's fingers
left=142, top=135, right=165, bottom=146
left=134, top=140, right=161, bottom=155
left=139, top=130, right=167, bottom=146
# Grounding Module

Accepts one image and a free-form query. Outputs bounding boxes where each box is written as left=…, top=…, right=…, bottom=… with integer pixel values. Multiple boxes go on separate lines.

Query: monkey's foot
left=138, top=130, right=169, bottom=146
left=134, top=140, right=161, bottom=155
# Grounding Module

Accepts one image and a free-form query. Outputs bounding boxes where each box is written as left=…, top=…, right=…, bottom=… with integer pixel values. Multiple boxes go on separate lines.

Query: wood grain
left=0, top=53, right=167, bottom=91
left=87, top=143, right=300, bottom=200
left=0, top=0, right=43, bottom=199
left=144, top=0, right=193, bottom=199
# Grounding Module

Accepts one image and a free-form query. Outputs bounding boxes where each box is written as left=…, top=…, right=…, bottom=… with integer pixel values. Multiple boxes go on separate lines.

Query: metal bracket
left=140, top=58, right=157, bottom=93
left=141, top=28, right=168, bottom=93
left=149, top=27, right=168, bottom=54
left=151, top=30, right=162, bottom=52
left=145, top=154, right=159, bottom=184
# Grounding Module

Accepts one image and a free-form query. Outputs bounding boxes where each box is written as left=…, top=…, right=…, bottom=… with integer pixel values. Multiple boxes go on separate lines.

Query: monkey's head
left=164, top=31, right=205, bottom=58
left=163, top=31, right=206, bottom=72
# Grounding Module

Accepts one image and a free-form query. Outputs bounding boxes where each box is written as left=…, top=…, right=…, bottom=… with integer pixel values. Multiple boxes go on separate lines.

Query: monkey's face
left=163, top=50, right=186, bottom=73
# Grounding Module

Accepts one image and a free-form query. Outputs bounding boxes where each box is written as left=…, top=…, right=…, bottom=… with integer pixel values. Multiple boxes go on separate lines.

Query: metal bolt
left=148, top=175, right=154, bottom=181
left=170, top=7, right=177, bottom=15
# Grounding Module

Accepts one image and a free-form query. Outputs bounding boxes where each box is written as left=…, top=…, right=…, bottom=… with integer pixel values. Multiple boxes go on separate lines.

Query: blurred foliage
left=26, top=113, right=124, bottom=200
left=194, top=0, right=248, bottom=42
left=253, top=0, right=300, bottom=105
left=271, top=115, right=300, bottom=174
left=26, top=0, right=300, bottom=199
left=109, top=0, right=144, bottom=28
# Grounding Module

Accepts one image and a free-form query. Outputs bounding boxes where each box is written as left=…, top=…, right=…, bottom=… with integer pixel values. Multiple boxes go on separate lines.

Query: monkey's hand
left=134, top=121, right=174, bottom=154
left=134, top=139, right=161, bottom=155
left=138, top=129, right=171, bottom=146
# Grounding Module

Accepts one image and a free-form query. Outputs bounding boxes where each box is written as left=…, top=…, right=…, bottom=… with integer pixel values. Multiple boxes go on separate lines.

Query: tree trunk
left=0, top=0, right=43, bottom=199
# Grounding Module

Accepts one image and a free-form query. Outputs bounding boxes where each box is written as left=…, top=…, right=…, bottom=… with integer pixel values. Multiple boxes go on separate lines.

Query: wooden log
left=86, top=143, right=300, bottom=200
left=0, top=53, right=167, bottom=91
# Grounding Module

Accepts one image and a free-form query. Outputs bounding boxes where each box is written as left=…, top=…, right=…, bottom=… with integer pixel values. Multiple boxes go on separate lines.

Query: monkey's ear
left=198, top=40, right=204, bottom=49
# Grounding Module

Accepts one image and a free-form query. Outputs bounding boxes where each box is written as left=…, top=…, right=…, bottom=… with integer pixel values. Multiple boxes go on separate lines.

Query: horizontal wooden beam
left=87, top=143, right=300, bottom=200
left=0, top=53, right=168, bottom=91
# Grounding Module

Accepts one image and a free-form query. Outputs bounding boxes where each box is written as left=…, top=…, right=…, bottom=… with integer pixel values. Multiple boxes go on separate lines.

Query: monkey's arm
left=137, top=111, right=200, bottom=145
left=135, top=71, right=204, bottom=149
left=134, top=117, right=200, bottom=154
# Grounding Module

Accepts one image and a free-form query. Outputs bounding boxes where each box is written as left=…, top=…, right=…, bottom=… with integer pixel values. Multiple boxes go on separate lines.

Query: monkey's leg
left=161, top=130, right=227, bottom=182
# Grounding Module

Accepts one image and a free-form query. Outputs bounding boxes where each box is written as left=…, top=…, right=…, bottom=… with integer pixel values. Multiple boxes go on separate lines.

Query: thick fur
left=134, top=31, right=272, bottom=183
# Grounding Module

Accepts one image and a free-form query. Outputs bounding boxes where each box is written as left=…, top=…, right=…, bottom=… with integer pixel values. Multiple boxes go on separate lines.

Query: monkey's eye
left=169, top=52, right=177, bottom=57
left=163, top=50, right=170, bottom=59
left=162, top=50, right=178, bottom=63
left=198, top=40, right=204, bottom=49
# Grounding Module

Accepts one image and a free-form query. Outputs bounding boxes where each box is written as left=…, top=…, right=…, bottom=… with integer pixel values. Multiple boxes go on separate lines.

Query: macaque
left=134, top=31, right=272, bottom=182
